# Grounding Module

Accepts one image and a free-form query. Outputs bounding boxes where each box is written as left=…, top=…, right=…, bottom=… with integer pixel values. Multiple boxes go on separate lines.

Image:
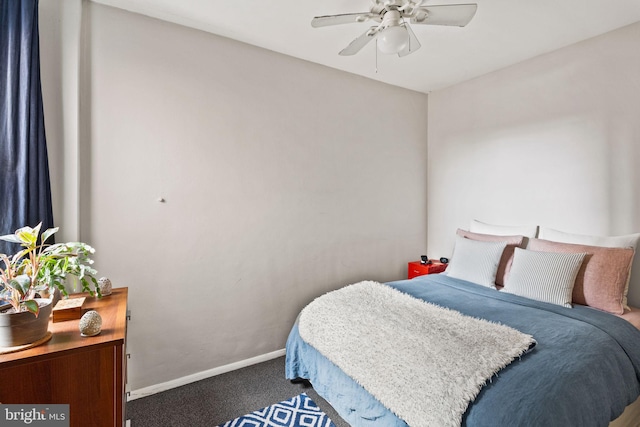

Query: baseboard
left=127, top=348, right=286, bottom=401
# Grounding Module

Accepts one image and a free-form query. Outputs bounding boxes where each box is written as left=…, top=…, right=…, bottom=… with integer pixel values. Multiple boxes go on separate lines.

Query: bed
left=285, top=227, right=640, bottom=427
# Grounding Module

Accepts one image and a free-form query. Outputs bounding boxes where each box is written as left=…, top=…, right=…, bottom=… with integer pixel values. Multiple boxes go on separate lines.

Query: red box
left=407, top=260, right=447, bottom=279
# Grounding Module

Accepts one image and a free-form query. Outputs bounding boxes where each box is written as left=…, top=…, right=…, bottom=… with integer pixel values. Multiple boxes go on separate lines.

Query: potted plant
left=0, top=223, right=100, bottom=347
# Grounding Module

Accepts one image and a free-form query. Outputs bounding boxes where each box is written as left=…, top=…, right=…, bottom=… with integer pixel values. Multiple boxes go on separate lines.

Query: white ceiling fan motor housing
left=377, top=10, right=409, bottom=54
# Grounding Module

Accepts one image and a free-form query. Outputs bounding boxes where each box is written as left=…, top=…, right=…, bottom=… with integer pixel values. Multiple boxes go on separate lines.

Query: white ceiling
left=91, top=0, right=640, bottom=94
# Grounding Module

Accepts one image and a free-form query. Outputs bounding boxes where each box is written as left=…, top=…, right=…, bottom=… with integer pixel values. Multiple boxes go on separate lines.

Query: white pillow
left=470, top=220, right=538, bottom=239
left=538, top=226, right=640, bottom=308
left=502, top=248, right=586, bottom=308
left=447, top=235, right=508, bottom=289
left=538, top=227, right=640, bottom=248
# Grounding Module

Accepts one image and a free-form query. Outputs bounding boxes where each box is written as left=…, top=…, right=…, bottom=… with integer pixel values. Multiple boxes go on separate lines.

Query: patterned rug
left=217, top=393, right=335, bottom=427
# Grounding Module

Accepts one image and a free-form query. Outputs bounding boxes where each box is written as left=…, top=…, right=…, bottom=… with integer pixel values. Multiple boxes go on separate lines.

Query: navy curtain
left=0, top=0, right=54, bottom=255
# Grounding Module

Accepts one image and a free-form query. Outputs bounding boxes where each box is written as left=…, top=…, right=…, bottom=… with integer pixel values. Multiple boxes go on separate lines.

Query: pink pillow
left=456, top=229, right=526, bottom=287
left=527, top=238, right=635, bottom=315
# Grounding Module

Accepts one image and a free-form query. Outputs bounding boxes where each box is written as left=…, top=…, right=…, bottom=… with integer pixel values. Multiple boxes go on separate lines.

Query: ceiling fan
left=311, top=0, right=478, bottom=57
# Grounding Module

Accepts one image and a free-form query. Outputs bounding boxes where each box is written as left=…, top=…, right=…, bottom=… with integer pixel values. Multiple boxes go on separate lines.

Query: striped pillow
left=456, top=229, right=526, bottom=287
left=536, top=228, right=640, bottom=311
left=447, top=235, right=508, bottom=289
left=527, top=238, right=635, bottom=315
left=502, top=248, right=586, bottom=308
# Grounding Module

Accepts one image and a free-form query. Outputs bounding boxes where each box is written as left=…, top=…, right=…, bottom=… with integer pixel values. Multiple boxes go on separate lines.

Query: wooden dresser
left=0, top=287, right=128, bottom=427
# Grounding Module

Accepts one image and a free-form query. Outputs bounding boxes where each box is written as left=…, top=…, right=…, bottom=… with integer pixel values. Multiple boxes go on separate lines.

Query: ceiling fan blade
left=398, top=24, right=421, bottom=57
left=410, top=4, right=478, bottom=27
left=311, top=12, right=373, bottom=28
left=339, top=27, right=378, bottom=56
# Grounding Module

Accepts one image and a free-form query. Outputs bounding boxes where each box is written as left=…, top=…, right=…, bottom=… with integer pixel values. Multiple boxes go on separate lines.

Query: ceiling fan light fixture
left=377, top=25, right=409, bottom=55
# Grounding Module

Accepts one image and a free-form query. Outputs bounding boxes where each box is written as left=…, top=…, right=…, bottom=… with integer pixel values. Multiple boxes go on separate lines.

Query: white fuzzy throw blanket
left=298, top=281, right=536, bottom=427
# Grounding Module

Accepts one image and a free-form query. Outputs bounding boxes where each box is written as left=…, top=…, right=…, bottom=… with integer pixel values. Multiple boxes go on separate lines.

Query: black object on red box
left=420, top=255, right=432, bottom=265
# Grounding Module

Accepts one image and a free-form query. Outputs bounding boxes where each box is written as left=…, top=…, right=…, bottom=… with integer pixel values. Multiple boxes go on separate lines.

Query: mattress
left=610, top=396, right=640, bottom=427
left=619, top=306, right=640, bottom=330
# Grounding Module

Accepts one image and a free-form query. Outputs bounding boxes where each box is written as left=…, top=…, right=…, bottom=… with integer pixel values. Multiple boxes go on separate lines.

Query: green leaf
left=13, top=248, right=30, bottom=261
left=22, top=299, right=40, bottom=317
left=0, top=234, right=21, bottom=244
left=10, top=275, right=32, bottom=296
left=41, top=227, right=59, bottom=244
left=33, top=282, right=49, bottom=292
left=33, top=222, right=42, bottom=233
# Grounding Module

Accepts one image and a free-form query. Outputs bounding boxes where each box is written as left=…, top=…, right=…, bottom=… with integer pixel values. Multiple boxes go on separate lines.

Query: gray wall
left=427, top=21, right=640, bottom=306
left=39, top=2, right=429, bottom=391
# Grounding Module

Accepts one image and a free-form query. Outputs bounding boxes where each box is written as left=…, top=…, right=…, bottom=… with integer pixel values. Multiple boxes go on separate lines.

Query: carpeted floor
left=126, top=356, right=350, bottom=427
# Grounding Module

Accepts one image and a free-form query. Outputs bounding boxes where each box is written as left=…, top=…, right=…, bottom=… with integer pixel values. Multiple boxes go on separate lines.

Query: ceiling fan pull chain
left=375, top=39, right=382, bottom=73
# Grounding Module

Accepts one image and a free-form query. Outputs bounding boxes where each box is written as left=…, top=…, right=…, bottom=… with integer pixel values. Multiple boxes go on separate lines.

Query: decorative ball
left=79, top=310, right=102, bottom=337
left=98, top=277, right=112, bottom=296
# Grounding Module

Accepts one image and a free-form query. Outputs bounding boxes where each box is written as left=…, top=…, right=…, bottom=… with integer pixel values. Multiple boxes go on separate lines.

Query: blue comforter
left=285, top=274, right=640, bottom=426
